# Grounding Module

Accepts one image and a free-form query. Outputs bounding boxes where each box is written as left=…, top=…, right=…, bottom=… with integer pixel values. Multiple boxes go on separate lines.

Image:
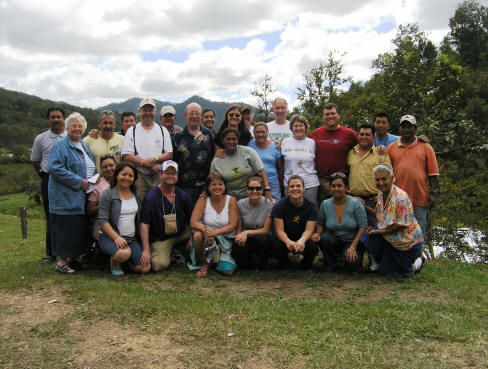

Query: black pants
left=232, top=234, right=271, bottom=269
left=40, top=173, right=52, bottom=257
left=318, top=232, right=364, bottom=272
left=272, top=238, right=318, bottom=270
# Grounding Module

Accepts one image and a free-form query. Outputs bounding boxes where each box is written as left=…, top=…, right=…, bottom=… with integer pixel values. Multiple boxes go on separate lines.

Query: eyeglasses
left=228, top=113, right=241, bottom=118
left=330, top=172, right=346, bottom=178
left=247, top=186, right=262, bottom=191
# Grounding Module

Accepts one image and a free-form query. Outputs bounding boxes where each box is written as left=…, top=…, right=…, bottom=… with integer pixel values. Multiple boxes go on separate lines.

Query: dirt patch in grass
left=176, top=273, right=450, bottom=305
left=70, top=319, right=186, bottom=369
left=0, top=290, right=73, bottom=338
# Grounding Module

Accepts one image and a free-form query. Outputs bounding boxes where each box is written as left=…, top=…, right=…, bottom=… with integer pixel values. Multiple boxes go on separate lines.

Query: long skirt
left=50, top=214, right=87, bottom=258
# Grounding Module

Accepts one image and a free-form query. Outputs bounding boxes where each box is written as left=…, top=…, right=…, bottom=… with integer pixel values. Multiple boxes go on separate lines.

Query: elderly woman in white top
left=48, top=112, right=96, bottom=274
left=280, top=115, right=319, bottom=206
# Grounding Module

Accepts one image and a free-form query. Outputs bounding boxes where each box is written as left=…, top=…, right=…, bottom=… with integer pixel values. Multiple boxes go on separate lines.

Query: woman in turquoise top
left=312, top=173, right=367, bottom=272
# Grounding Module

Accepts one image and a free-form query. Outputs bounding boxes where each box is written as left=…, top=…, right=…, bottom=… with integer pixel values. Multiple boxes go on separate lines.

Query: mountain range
left=99, top=95, right=236, bottom=126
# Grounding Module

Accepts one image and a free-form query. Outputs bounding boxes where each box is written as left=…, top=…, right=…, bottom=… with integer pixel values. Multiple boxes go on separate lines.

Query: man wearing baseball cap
left=139, top=160, right=193, bottom=271
left=160, top=105, right=181, bottom=139
left=387, top=115, right=439, bottom=236
left=122, top=98, right=173, bottom=202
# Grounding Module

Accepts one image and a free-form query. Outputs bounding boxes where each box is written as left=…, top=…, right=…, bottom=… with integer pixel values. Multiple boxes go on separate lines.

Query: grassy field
left=0, top=208, right=487, bottom=368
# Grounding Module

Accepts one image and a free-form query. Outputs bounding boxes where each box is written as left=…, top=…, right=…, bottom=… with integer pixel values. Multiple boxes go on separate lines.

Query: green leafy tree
left=296, top=51, right=351, bottom=129
left=449, top=0, right=488, bottom=68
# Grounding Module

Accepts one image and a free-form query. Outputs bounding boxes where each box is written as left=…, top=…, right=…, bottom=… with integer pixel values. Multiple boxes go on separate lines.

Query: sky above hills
left=0, top=0, right=478, bottom=108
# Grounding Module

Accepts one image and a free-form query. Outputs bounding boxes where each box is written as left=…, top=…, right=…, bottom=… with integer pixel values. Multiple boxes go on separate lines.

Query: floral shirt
left=376, top=185, right=423, bottom=250
left=172, top=125, right=215, bottom=188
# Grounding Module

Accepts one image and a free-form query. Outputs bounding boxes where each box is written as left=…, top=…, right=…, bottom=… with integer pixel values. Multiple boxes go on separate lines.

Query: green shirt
left=210, top=146, right=264, bottom=200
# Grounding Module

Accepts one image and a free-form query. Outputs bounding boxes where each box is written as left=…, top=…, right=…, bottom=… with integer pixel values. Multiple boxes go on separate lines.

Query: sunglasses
left=228, top=113, right=241, bottom=118
left=247, top=186, right=262, bottom=191
left=100, top=154, right=115, bottom=161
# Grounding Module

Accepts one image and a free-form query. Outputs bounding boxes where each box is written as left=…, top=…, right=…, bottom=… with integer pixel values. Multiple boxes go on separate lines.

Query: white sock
left=370, top=256, right=380, bottom=271
left=413, top=257, right=423, bottom=272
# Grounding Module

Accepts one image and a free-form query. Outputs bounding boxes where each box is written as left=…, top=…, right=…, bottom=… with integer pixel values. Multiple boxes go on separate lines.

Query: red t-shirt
left=310, top=125, right=358, bottom=176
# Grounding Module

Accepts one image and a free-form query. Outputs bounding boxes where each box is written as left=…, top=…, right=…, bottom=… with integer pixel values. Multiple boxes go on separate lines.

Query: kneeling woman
left=272, top=175, right=318, bottom=269
left=233, top=174, right=274, bottom=269
left=98, top=163, right=150, bottom=275
left=312, top=173, right=367, bottom=272
left=361, top=164, right=424, bottom=277
left=189, top=172, right=238, bottom=277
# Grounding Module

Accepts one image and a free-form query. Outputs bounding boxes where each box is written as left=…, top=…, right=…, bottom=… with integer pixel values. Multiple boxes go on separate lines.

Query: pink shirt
left=88, top=177, right=110, bottom=240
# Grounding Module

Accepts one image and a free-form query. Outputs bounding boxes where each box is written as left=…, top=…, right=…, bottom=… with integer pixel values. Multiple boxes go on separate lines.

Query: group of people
left=31, top=96, right=439, bottom=277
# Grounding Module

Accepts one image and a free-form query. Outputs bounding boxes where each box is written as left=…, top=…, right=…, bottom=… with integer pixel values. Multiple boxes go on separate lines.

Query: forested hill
left=0, top=88, right=100, bottom=151
left=0, top=88, right=238, bottom=152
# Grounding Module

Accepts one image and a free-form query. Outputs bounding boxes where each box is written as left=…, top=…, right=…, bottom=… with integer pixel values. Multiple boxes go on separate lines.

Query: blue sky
left=0, top=0, right=472, bottom=108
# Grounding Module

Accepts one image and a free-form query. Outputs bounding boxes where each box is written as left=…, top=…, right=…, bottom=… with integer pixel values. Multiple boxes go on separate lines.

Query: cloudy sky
left=0, top=0, right=480, bottom=109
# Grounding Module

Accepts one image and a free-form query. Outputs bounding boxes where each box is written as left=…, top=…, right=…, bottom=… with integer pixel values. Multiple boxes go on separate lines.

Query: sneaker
left=110, top=257, right=124, bottom=276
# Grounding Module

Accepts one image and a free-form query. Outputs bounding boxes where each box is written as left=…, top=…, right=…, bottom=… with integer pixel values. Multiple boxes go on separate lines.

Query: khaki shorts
left=150, top=226, right=191, bottom=271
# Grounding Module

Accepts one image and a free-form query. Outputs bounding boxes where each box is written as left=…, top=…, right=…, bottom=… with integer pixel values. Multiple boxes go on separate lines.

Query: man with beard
left=83, top=110, right=124, bottom=172
left=31, top=107, right=68, bottom=263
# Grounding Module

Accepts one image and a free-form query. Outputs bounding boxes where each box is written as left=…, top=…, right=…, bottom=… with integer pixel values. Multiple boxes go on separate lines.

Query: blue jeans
left=98, top=234, right=143, bottom=265
left=362, top=234, right=422, bottom=277
left=413, top=205, right=428, bottom=236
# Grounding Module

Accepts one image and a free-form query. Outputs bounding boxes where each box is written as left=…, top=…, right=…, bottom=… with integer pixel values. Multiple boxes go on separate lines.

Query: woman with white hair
left=361, top=164, right=424, bottom=277
left=47, top=112, right=96, bottom=274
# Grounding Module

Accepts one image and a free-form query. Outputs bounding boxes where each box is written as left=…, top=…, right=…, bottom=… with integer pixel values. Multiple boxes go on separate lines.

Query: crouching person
left=98, top=163, right=150, bottom=275
left=140, top=160, right=193, bottom=271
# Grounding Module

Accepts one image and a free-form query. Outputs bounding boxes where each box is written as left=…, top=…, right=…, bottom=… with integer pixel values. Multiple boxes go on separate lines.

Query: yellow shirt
left=83, top=133, right=124, bottom=173
left=347, top=145, right=391, bottom=196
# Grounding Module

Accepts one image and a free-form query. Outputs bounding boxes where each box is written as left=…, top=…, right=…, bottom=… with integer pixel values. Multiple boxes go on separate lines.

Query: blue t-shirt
left=374, top=133, right=399, bottom=147
left=248, top=139, right=282, bottom=200
left=140, top=186, right=193, bottom=242
left=318, top=195, right=367, bottom=243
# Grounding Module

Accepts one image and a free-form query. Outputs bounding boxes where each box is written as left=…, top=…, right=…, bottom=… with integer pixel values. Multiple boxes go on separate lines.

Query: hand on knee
left=113, top=248, right=131, bottom=262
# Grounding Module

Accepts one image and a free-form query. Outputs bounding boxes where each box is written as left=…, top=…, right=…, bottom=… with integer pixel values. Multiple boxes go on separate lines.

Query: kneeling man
left=140, top=161, right=193, bottom=271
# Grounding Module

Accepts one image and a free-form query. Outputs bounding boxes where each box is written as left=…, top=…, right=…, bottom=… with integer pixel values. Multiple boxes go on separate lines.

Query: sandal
left=42, top=256, right=55, bottom=264
left=55, top=263, right=75, bottom=275
left=110, top=257, right=124, bottom=276
left=195, top=267, right=208, bottom=277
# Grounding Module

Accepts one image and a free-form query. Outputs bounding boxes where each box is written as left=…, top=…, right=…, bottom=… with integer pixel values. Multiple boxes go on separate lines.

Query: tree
left=449, top=0, right=488, bottom=68
left=296, top=50, right=351, bottom=128
left=371, top=24, right=438, bottom=129
left=250, top=74, right=276, bottom=121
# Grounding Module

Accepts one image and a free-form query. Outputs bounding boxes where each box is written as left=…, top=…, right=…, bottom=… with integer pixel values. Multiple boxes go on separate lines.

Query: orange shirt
left=387, top=138, right=439, bottom=207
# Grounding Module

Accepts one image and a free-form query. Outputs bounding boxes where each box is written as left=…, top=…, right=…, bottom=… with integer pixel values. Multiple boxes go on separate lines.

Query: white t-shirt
left=121, top=122, right=173, bottom=174
left=281, top=137, right=319, bottom=189
left=267, top=120, right=291, bottom=141
left=117, top=196, right=138, bottom=237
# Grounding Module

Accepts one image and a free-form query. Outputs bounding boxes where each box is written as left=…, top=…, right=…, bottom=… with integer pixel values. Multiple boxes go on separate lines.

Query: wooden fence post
left=20, top=206, right=27, bottom=239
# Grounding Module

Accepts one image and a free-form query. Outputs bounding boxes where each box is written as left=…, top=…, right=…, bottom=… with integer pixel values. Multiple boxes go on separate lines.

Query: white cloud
left=0, top=0, right=466, bottom=108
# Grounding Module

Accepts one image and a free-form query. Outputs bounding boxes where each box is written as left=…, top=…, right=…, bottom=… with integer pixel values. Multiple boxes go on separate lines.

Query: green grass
left=0, top=212, right=487, bottom=368
left=0, top=163, right=39, bottom=195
